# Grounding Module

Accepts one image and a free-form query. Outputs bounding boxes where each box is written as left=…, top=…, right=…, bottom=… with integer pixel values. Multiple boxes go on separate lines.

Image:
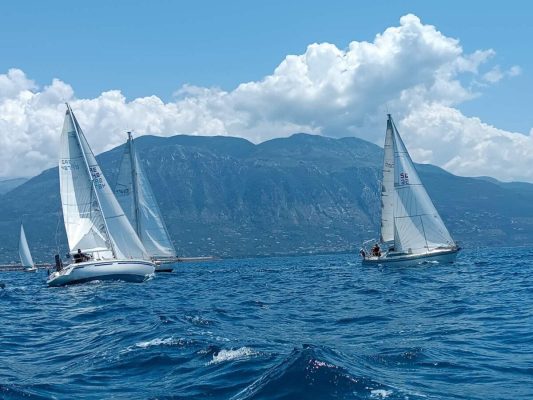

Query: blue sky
left=1, top=1, right=533, bottom=182
left=1, top=0, right=531, bottom=132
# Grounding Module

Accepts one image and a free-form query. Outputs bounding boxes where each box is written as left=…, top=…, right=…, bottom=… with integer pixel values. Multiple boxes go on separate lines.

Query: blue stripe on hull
left=49, top=273, right=148, bottom=287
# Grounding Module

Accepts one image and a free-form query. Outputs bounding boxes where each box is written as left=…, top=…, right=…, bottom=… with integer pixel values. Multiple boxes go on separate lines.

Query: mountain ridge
left=1, top=132, right=532, bottom=263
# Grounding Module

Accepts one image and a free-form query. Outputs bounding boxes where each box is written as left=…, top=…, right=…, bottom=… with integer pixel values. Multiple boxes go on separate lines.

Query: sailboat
left=47, top=104, right=155, bottom=286
left=19, top=224, right=37, bottom=272
left=114, top=132, right=177, bottom=272
left=361, top=114, right=459, bottom=267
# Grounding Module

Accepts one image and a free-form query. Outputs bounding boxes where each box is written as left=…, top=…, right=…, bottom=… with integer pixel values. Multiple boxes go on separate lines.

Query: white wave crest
left=122, top=337, right=191, bottom=353
left=207, top=347, right=257, bottom=365
left=371, top=389, right=393, bottom=398
left=135, top=337, right=176, bottom=348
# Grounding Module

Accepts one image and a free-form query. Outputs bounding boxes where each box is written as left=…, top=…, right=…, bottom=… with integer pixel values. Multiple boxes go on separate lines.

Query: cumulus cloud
left=0, top=14, right=530, bottom=182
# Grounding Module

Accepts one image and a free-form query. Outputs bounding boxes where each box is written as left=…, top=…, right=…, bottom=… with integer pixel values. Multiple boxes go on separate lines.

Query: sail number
left=89, top=166, right=106, bottom=189
left=400, top=172, right=409, bottom=185
left=60, top=160, right=80, bottom=171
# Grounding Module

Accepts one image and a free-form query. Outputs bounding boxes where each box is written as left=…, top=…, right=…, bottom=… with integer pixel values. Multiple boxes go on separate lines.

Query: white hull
left=154, top=261, right=175, bottom=273
left=362, top=249, right=458, bottom=267
left=23, top=267, right=37, bottom=273
left=47, top=259, right=155, bottom=287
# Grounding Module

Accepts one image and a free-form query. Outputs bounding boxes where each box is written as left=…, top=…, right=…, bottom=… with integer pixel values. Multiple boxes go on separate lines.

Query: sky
left=1, top=0, right=533, bottom=182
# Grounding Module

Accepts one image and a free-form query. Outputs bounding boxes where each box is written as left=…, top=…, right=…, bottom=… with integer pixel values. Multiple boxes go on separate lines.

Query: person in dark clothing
left=73, top=249, right=90, bottom=263
left=54, top=254, right=64, bottom=271
left=372, top=243, right=381, bottom=257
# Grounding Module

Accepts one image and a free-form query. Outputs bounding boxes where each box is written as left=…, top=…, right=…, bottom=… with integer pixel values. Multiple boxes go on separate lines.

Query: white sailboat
left=361, top=114, right=459, bottom=267
left=47, top=105, right=155, bottom=286
left=19, top=224, right=37, bottom=272
left=114, top=132, right=177, bottom=272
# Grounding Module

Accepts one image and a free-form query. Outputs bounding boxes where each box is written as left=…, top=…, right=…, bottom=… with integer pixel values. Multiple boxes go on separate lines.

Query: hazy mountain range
left=1, top=133, right=532, bottom=263
left=0, top=178, right=28, bottom=195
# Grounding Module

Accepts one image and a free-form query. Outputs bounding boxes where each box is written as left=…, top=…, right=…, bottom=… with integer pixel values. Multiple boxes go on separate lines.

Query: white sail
left=59, top=105, right=148, bottom=260
left=390, top=117, right=455, bottom=254
left=114, top=138, right=136, bottom=229
left=380, top=117, right=395, bottom=244
left=114, top=133, right=176, bottom=258
left=19, top=224, right=35, bottom=268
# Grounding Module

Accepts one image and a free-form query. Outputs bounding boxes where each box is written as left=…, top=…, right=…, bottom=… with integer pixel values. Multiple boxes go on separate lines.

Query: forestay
left=390, top=117, right=455, bottom=254
left=59, top=105, right=148, bottom=260
left=19, top=224, right=34, bottom=268
left=114, top=133, right=176, bottom=258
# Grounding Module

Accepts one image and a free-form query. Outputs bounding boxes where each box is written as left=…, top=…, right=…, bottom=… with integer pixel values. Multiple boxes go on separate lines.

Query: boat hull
left=154, top=263, right=174, bottom=273
left=46, top=259, right=155, bottom=287
left=362, top=249, right=458, bottom=267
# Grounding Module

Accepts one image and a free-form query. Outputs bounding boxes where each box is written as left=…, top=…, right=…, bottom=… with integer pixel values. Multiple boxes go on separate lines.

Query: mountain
left=1, top=133, right=532, bottom=263
left=0, top=177, right=28, bottom=195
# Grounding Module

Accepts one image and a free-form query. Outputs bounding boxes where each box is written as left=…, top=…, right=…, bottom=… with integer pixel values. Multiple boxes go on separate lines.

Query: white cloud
left=482, top=65, right=521, bottom=83
left=0, top=14, right=531, bottom=182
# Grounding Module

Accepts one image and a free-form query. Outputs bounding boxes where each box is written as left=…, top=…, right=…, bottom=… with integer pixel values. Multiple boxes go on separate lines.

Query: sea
left=0, top=247, right=531, bottom=400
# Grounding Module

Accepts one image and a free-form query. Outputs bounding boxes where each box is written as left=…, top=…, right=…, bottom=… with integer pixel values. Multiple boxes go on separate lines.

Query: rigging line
left=55, top=209, right=62, bottom=255
left=394, top=213, right=436, bottom=219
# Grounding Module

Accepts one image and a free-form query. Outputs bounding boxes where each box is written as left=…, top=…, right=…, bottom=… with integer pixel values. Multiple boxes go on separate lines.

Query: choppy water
left=0, top=248, right=532, bottom=399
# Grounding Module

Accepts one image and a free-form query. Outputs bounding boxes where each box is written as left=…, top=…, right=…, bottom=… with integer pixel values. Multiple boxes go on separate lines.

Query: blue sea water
left=0, top=248, right=532, bottom=400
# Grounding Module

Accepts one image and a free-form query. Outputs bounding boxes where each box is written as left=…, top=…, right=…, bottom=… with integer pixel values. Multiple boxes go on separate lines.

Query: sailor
left=74, top=249, right=90, bottom=263
left=372, top=243, right=381, bottom=257
left=54, top=254, right=63, bottom=271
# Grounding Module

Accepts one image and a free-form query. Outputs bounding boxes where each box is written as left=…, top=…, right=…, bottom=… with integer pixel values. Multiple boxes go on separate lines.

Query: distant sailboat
left=114, top=132, right=177, bottom=272
left=361, top=114, right=459, bottom=267
left=47, top=105, right=155, bottom=286
left=19, top=224, right=37, bottom=272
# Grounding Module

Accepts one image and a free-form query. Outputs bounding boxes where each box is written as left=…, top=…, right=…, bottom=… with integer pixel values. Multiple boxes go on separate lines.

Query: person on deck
left=372, top=243, right=381, bottom=257
left=73, top=249, right=90, bottom=263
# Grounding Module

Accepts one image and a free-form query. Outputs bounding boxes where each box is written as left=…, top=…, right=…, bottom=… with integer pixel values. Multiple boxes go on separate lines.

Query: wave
left=207, top=346, right=258, bottom=365
left=121, top=337, right=196, bottom=354
left=232, top=345, right=412, bottom=400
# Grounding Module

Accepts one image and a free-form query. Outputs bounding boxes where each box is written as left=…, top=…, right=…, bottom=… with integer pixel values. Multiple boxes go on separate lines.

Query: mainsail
left=19, top=224, right=34, bottom=268
left=114, top=133, right=176, bottom=259
left=59, top=105, right=148, bottom=260
left=389, top=116, right=455, bottom=254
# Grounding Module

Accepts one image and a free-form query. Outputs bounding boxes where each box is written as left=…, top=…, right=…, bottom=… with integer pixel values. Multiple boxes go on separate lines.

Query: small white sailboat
left=47, top=105, right=155, bottom=286
left=114, top=132, right=177, bottom=272
left=361, top=114, right=459, bottom=267
left=19, top=224, right=37, bottom=272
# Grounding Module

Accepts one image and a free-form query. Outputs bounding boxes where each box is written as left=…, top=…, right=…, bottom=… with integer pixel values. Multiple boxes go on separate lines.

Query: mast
left=128, top=132, right=142, bottom=236
left=65, top=103, right=117, bottom=259
left=380, top=114, right=395, bottom=244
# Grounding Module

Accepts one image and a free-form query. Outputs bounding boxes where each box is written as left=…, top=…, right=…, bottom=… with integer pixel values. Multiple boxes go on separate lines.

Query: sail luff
left=128, top=133, right=142, bottom=236
left=19, top=224, right=34, bottom=268
left=380, top=115, right=395, bottom=244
